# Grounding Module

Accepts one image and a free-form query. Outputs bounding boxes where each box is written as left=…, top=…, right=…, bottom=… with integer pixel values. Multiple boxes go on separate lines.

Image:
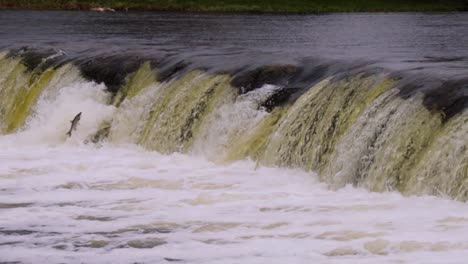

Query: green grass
left=0, top=0, right=467, bottom=12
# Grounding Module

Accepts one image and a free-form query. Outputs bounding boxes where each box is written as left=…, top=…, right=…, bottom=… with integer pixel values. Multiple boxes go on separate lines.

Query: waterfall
left=0, top=49, right=466, bottom=200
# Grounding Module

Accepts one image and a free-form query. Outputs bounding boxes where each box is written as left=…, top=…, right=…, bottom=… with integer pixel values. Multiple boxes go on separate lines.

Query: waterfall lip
left=2, top=45, right=467, bottom=121
left=76, top=54, right=152, bottom=94
left=6, top=47, right=69, bottom=72
left=422, top=79, right=468, bottom=122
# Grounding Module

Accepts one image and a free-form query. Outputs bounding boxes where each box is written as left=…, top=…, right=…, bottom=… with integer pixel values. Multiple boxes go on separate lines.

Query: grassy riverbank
left=0, top=0, right=467, bottom=12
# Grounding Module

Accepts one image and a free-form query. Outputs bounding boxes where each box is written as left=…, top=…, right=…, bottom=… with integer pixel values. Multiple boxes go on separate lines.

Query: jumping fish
left=66, top=112, right=81, bottom=137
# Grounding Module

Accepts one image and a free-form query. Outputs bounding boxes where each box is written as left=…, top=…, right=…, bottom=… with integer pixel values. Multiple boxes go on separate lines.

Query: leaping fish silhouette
left=66, top=112, right=81, bottom=137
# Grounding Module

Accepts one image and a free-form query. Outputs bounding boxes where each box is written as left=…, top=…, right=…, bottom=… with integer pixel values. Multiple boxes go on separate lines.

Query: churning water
left=0, top=11, right=467, bottom=263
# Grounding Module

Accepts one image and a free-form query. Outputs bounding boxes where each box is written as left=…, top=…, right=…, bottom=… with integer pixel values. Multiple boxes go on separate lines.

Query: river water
left=0, top=11, right=467, bottom=263
left=1, top=11, right=468, bottom=75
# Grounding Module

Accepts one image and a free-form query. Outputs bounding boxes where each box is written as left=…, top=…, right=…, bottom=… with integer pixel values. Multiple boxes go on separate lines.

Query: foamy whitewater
left=1, top=77, right=468, bottom=264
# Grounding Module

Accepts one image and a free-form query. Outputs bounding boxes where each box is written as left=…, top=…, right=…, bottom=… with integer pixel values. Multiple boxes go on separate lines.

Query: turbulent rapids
left=0, top=49, right=466, bottom=200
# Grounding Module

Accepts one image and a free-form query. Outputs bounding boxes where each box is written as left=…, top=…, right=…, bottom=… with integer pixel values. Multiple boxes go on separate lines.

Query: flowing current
left=0, top=11, right=467, bottom=263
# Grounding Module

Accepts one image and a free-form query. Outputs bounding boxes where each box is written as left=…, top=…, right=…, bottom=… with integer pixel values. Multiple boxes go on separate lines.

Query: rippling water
left=1, top=144, right=468, bottom=263
left=1, top=11, right=468, bottom=76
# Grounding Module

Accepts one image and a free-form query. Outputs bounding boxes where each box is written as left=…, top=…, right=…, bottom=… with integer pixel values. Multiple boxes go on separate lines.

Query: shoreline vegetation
left=1, top=0, right=467, bottom=13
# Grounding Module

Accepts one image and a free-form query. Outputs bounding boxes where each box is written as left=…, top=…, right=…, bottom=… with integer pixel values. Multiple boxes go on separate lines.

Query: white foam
left=109, top=83, right=162, bottom=144
left=0, top=80, right=116, bottom=147
left=1, top=143, right=468, bottom=264
left=192, top=84, right=279, bottom=160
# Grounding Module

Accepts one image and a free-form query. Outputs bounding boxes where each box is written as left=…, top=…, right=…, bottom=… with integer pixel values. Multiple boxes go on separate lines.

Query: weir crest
left=0, top=49, right=466, bottom=200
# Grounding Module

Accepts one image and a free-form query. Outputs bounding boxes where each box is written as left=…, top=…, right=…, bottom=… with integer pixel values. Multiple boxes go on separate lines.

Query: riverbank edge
left=1, top=1, right=467, bottom=13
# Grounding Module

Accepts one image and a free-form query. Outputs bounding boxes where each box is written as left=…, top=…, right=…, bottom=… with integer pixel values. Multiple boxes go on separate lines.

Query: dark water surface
left=1, top=11, right=467, bottom=77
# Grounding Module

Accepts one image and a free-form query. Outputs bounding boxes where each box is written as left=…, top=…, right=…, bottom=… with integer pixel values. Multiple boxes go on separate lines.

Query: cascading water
left=0, top=50, right=466, bottom=200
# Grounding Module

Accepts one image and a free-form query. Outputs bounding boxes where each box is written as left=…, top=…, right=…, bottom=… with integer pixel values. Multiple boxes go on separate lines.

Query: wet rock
left=231, top=65, right=300, bottom=94
left=262, top=87, right=301, bottom=111
left=127, top=238, right=166, bottom=249
left=422, top=78, right=468, bottom=122
left=78, top=55, right=148, bottom=94
left=398, top=76, right=468, bottom=122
